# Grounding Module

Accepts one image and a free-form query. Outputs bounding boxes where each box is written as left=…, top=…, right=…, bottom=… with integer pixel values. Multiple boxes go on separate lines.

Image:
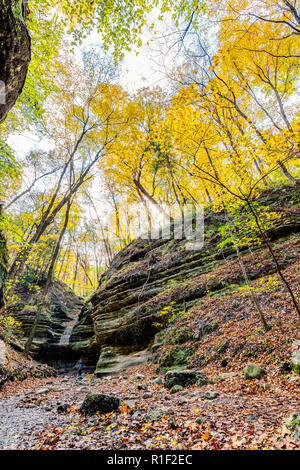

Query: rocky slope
left=70, top=185, right=300, bottom=375
left=0, top=0, right=31, bottom=123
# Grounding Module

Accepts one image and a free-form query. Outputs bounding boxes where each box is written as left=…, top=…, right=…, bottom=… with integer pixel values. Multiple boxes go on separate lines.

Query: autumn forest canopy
left=0, top=0, right=300, bottom=316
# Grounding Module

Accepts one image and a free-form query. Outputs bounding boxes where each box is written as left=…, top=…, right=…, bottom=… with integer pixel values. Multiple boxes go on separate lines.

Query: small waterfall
left=58, top=318, right=78, bottom=347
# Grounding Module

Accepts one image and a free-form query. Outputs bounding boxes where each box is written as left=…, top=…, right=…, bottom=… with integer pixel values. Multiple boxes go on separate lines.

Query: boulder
left=244, top=363, right=266, bottom=379
left=95, top=348, right=151, bottom=376
left=164, top=370, right=208, bottom=389
left=164, top=369, right=208, bottom=389
left=291, top=355, right=300, bottom=375
left=80, top=393, right=120, bottom=415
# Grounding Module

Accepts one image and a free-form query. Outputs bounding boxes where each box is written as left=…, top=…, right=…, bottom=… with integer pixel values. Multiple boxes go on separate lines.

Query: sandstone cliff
left=0, top=0, right=31, bottom=123
left=5, top=269, right=82, bottom=363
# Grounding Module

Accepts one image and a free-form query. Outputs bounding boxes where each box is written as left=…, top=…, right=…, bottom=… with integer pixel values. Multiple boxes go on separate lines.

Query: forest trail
left=0, top=363, right=299, bottom=450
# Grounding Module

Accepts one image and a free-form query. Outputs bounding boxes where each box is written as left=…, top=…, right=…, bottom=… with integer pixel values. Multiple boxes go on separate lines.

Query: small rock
left=57, top=404, right=70, bottom=413
left=137, top=384, right=148, bottom=391
left=291, top=355, right=300, bottom=375
left=143, top=393, right=152, bottom=399
left=177, top=398, right=188, bottom=405
left=170, top=385, right=183, bottom=394
left=80, top=393, right=120, bottom=415
left=244, top=363, right=266, bottom=380
left=195, top=416, right=207, bottom=424
left=123, top=399, right=136, bottom=408
left=164, top=370, right=208, bottom=389
left=170, top=416, right=179, bottom=429
left=288, top=375, right=299, bottom=384
left=145, top=407, right=174, bottom=422
left=36, top=386, right=55, bottom=394
left=203, top=391, right=219, bottom=400
left=133, top=374, right=146, bottom=381
left=152, top=377, right=163, bottom=385
left=246, top=414, right=258, bottom=423
left=279, top=362, right=291, bottom=375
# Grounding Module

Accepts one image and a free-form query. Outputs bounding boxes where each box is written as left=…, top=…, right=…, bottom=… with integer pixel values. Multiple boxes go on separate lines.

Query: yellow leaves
left=201, top=429, right=211, bottom=441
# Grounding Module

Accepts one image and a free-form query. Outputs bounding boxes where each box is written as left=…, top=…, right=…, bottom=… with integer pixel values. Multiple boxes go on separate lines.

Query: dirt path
left=0, top=363, right=299, bottom=450
left=0, top=395, right=50, bottom=449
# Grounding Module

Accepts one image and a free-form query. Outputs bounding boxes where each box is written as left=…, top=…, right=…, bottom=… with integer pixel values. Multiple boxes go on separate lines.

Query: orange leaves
left=120, top=403, right=131, bottom=414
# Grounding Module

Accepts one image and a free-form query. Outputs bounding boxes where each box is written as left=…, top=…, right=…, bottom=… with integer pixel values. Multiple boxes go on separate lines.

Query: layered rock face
left=73, top=186, right=300, bottom=375
left=0, top=0, right=31, bottom=123
left=6, top=270, right=83, bottom=363
left=0, top=231, right=7, bottom=310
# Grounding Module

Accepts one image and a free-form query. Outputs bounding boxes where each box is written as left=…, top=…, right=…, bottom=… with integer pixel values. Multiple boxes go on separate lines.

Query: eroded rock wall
left=5, top=271, right=83, bottom=362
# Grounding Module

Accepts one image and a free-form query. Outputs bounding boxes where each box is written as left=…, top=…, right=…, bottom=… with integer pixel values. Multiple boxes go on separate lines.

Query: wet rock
left=244, top=363, right=266, bottom=380
left=80, top=393, right=120, bottom=415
